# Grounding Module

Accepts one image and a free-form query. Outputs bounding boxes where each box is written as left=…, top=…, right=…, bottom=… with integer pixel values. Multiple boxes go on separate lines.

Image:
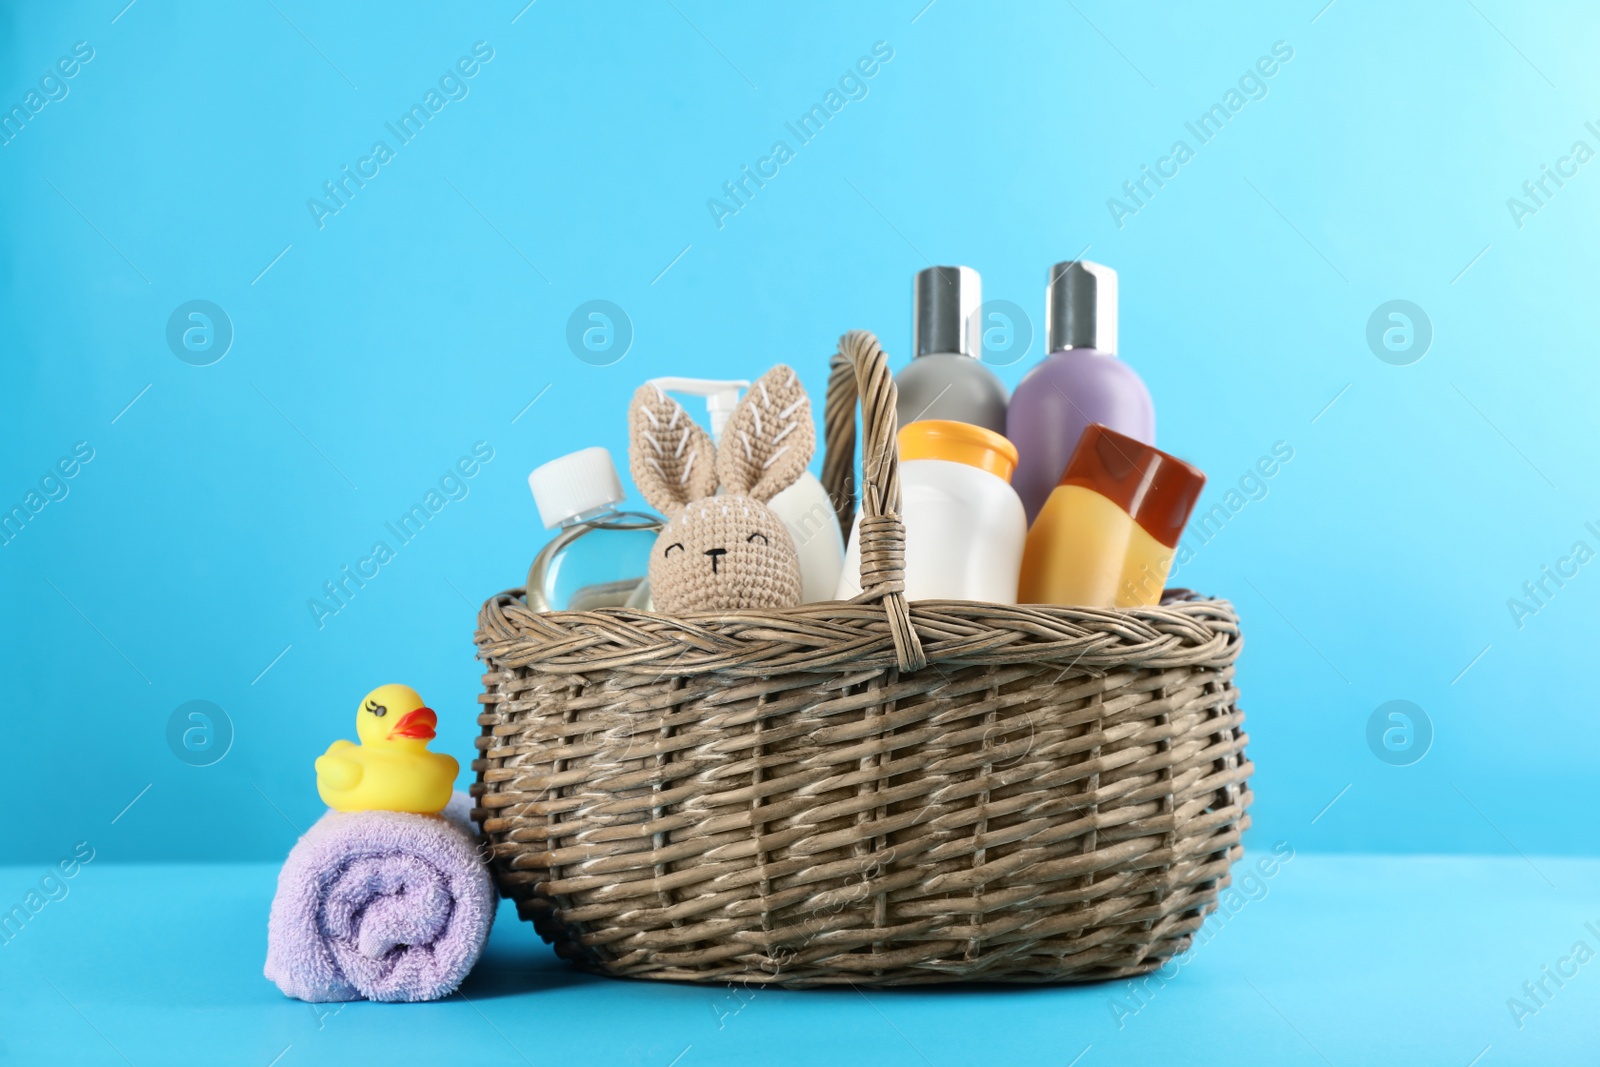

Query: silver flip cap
left=1046, top=260, right=1118, bottom=355
left=913, top=265, right=981, bottom=359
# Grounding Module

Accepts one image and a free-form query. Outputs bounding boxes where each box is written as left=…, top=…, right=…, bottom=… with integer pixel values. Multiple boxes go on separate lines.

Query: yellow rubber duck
left=315, top=684, right=458, bottom=814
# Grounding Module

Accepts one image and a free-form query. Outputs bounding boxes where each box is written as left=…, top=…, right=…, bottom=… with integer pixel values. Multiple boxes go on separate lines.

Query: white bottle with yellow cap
left=835, top=420, right=1026, bottom=603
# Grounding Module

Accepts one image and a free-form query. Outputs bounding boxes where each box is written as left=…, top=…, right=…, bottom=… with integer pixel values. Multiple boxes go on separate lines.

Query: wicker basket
left=471, top=330, right=1251, bottom=987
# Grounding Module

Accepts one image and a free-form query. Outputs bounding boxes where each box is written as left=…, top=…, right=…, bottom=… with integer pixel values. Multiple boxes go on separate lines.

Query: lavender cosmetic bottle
left=1006, top=261, right=1155, bottom=522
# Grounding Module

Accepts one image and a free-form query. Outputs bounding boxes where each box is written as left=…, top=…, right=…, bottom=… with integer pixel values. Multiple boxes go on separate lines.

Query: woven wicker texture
left=472, top=330, right=1252, bottom=986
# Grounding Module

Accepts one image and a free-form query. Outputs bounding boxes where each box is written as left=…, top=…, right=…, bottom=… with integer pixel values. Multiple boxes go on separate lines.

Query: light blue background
left=4, top=0, right=1597, bottom=870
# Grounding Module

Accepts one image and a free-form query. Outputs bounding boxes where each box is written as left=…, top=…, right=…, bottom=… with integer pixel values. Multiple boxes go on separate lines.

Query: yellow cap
left=897, top=420, right=1019, bottom=482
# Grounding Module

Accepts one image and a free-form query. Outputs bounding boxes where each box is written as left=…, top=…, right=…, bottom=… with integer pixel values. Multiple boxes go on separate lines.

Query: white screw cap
left=527, top=447, right=625, bottom=529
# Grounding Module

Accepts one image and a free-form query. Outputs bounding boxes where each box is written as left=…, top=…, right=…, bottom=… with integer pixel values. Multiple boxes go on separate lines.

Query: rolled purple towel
left=264, top=792, right=495, bottom=1003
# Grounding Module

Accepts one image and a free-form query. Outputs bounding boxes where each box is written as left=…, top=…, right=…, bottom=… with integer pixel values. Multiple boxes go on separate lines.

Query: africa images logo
left=1106, top=41, right=1294, bottom=229
left=706, top=41, right=895, bottom=229
left=306, top=42, right=495, bottom=230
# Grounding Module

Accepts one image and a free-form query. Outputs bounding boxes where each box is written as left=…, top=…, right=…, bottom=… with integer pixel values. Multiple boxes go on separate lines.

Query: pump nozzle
left=647, top=377, right=750, bottom=441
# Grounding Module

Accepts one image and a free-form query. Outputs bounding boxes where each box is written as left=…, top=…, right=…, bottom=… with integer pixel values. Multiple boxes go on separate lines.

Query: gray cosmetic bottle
left=893, top=265, right=1010, bottom=434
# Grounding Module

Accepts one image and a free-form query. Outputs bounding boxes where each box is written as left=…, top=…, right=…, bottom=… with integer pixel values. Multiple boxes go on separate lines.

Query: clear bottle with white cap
left=631, top=377, right=845, bottom=605
left=524, top=446, right=662, bottom=612
left=893, top=265, right=1010, bottom=434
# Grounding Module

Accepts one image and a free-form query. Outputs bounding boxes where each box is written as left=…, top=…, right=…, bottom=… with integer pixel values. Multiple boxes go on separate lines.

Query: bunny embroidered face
left=653, top=498, right=799, bottom=612
left=629, top=365, right=814, bottom=613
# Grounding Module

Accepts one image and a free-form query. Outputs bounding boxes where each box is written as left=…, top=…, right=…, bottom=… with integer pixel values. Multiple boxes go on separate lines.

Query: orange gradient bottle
left=1018, top=424, right=1206, bottom=608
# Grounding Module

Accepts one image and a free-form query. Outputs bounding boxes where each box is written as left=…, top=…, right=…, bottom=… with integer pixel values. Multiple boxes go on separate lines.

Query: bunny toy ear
left=629, top=384, right=718, bottom=516
left=716, top=364, right=815, bottom=503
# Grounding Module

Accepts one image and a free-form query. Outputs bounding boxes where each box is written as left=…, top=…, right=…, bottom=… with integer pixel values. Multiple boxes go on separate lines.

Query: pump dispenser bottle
left=893, top=266, right=1009, bottom=434
left=1006, top=261, right=1155, bottom=522
left=638, top=377, right=844, bottom=605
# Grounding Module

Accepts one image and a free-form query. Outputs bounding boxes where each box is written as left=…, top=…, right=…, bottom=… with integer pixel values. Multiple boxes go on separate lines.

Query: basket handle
left=821, top=330, right=926, bottom=673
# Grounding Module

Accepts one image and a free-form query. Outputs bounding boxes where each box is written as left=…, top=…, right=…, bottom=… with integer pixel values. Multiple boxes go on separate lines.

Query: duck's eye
left=367, top=702, right=387, bottom=717
left=664, top=542, right=684, bottom=557
left=747, top=532, right=768, bottom=545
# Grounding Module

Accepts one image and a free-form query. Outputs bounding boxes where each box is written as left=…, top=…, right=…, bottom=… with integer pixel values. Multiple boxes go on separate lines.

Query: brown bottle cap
left=1060, top=425, right=1206, bottom=548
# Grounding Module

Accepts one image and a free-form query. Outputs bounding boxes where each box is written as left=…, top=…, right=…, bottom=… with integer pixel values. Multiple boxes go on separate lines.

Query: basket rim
left=475, top=586, right=1240, bottom=679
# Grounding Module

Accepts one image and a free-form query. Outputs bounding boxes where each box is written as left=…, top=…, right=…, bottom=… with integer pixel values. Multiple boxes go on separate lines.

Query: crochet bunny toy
left=628, top=365, right=814, bottom=614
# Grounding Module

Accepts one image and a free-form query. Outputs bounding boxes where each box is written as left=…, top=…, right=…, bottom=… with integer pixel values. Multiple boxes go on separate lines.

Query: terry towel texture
left=264, top=792, right=495, bottom=1003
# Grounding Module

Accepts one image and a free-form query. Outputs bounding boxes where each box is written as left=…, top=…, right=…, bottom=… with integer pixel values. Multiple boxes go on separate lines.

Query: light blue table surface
left=1, top=853, right=1593, bottom=1066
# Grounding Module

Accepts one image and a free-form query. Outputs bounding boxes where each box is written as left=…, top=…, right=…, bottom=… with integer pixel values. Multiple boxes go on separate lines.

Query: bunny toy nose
left=704, top=547, right=728, bottom=573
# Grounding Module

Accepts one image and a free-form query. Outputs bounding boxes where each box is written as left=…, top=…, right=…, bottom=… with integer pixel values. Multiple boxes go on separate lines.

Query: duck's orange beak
left=388, top=707, right=437, bottom=740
